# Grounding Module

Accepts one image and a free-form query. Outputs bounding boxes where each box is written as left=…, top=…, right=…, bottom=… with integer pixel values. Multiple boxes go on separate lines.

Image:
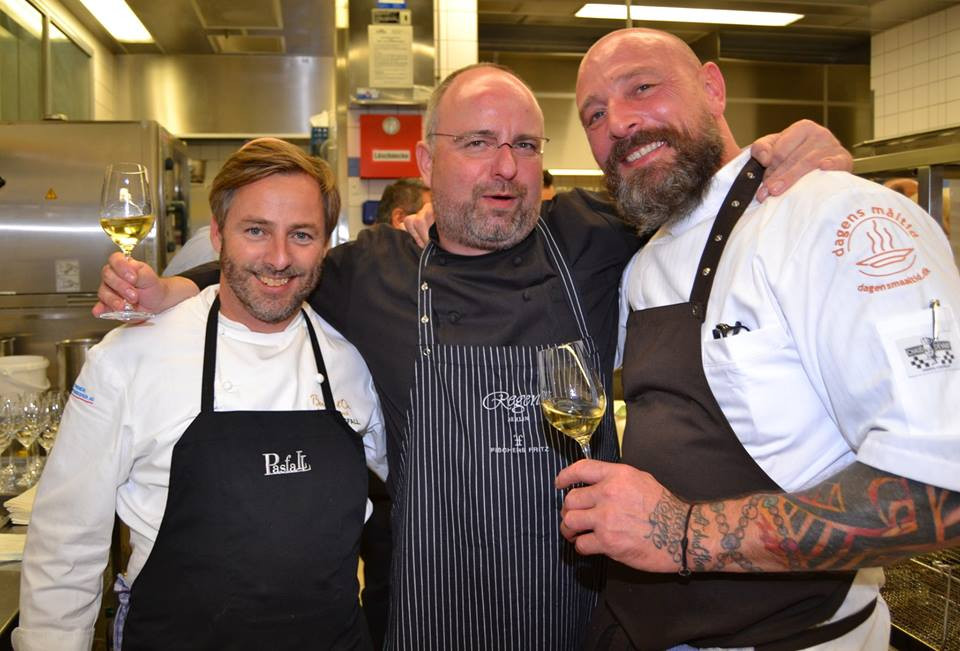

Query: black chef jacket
left=183, top=188, right=641, bottom=487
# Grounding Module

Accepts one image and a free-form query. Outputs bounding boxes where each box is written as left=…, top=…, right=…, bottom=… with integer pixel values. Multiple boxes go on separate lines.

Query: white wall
left=871, top=4, right=960, bottom=139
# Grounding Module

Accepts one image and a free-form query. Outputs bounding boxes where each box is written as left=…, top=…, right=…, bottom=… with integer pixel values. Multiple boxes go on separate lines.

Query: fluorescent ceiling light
left=76, top=0, right=153, bottom=42
left=548, top=168, right=604, bottom=176
left=0, top=0, right=42, bottom=37
left=576, top=3, right=803, bottom=27
left=49, top=22, right=69, bottom=41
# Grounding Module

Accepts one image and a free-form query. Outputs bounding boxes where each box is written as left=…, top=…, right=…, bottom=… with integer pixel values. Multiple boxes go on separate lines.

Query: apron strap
left=200, top=295, right=221, bottom=413
left=302, top=310, right=336, bottom=409
left=200, top=295, right=332, bottom=412
left=536, top=219, right=591, bottom=342
left=688, top=157, right=765, bottom=321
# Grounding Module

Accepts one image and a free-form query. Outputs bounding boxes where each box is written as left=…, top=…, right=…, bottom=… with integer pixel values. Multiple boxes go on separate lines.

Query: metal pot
left=56, top=337, right=101, bottom=391
left=0, top=336, right=15, bottom=356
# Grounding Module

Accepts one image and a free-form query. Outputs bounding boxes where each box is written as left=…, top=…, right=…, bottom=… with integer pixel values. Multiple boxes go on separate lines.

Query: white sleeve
left=615, top=253, right=641, bottom=370
left=775, top=180, right=960, bottom=491
left=13, top=348, right=132, bottom=651
left=362, top=382, right=388, bottom=483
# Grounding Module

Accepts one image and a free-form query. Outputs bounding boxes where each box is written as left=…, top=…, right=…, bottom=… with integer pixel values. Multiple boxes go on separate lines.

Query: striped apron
left=386, top=220, right=618, bottom=650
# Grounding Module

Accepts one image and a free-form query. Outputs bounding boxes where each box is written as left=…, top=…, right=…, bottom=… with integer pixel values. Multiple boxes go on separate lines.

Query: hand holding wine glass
left=98, top=162, right=155, bottom=321
left=537, top=341, right=606, bottom=460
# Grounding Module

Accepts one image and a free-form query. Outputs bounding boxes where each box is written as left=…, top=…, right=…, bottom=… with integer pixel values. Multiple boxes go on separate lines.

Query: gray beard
left=432, top=181, right=539, bottom=252
left=604, top=122, right=725, bottom=236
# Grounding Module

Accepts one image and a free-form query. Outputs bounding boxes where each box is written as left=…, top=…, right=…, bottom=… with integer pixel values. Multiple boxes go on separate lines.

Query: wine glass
left=38, top=390, right=65, bottom=459
left=15, top=393, right=42, bottom=488
left=98, top=162, right=155, bottom=320
left=537, top=340, right=606, bottom=459
left=0, top=398, right=17, bottom=493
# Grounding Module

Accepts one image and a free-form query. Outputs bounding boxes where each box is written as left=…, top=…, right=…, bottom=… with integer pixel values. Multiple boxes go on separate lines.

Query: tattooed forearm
left=685, top=462, right=960, bottom=573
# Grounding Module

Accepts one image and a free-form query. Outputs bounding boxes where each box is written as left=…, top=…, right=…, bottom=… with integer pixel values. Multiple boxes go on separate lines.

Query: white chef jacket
left=13, top=285, right=388, bottom=651
left=619, top=149, right=960, bottom=650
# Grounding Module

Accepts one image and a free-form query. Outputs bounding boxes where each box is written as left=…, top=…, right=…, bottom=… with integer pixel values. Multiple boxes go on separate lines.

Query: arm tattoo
left=687, top=462, right=960, bottom=572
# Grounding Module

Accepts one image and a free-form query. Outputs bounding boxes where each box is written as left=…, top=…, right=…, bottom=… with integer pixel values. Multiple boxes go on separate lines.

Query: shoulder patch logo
left=831, top=206, right=931, bottom=294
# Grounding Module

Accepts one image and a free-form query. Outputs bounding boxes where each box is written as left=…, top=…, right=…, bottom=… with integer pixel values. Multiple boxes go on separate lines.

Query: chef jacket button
left=421, top=282, right=429, bottom=291
left=522, top=290, right=531, bottom=301
left=421, top=315, right=429, bottom=324
left=222, top=380, right=233, bottom=391
left=731, top=199, right=741, bottom=208
left=448, top=311, right=461, bottom=324
left=316, top=373, right=325, bottom=384
left=512, top=256, right=523, bottom=266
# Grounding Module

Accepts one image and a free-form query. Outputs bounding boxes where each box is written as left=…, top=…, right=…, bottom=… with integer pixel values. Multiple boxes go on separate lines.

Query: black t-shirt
left=184, top=189, right=640, bottom=479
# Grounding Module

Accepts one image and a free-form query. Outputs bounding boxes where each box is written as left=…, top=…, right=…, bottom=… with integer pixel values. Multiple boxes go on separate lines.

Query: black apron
left=121, top=296, right=371, bottom=651
left=592, top=158, right=873, bottom=650
left=386, top=221, right=618, bottom=650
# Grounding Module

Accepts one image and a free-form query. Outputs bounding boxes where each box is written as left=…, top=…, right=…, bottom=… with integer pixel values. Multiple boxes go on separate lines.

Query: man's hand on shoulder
left=93, top=252, right=199, bottom=318
left=751, top=119, right=853, bottom=202
left=399, top=201, right=433, bottom=249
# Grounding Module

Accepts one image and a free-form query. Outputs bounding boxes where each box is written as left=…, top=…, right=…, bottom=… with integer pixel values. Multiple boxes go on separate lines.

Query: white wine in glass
left=537, top=341, right=606, bottom=459
left=99, top=162, right=155, bottom=321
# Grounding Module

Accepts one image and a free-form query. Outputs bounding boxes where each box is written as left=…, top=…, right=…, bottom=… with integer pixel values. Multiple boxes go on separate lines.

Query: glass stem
left=581, top=442, right=592, bottom=460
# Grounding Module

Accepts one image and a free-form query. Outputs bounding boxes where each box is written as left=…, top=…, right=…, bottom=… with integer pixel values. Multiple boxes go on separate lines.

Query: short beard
left=433, top=180, right=539, bottom=252
left=604, top=119, right=725, bottom=236
left=220, top=238, right=321, bottom=324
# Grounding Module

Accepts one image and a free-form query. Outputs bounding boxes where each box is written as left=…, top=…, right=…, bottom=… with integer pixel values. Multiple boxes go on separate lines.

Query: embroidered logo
left=70, top=384, right=94, bottom=405
left=898, top=336, right=956, bottom=377
left=481, top=391, right=539, bottom=414
left=263, top=450, right=312, bottom=476
left=830, top=207, right=931, bottom=294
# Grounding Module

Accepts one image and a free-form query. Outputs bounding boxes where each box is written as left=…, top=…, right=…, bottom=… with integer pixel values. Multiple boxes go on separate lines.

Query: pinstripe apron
left=386, top=220, right=618, bottom=650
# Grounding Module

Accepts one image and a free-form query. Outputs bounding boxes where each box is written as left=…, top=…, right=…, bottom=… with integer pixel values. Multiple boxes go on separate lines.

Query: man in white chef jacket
left=14, top=139, right=387, bottom=650
left=557, top=28, right=960, bottom=650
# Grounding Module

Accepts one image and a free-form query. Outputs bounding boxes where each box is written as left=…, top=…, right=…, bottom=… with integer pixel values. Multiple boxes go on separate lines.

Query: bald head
left=424, top=63, right=544, bottom=145
left=578, top=28, right=702, bottom=97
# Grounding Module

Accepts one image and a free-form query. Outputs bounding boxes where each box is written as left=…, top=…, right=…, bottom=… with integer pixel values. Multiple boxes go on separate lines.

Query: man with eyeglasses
left=94, top=63, right=851, bottom=649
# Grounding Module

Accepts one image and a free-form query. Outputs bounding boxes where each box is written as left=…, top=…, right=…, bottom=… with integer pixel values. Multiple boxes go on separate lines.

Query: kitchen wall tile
left=897, top=66, right=912, bottom=90
left=899, top=88, right=914, bottom=112
left=900, top=112, right=914, bottom=134
left=887, top=91, right=899, bottom=115
left=915, top=39, right=930, bottom=64
left=947, top=99, right=960, bottom=124
left=948, top=4, right=960, bottom=31
left=916, top=84, right=930, bottom=108
left=930, top=9, right=947, bottom=36
left=947, top=76, right=960, bottom=102
left=872, top=33, right=884, bottom=57
left=930, top=79, right=945, bottom=105
left=948, top=29, right=960, bottom=54
left=915, top=63, right=930, bottom=87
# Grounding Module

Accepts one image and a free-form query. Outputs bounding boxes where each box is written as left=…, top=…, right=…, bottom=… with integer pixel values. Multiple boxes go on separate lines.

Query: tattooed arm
left=555, top=460, right=960, bottom=573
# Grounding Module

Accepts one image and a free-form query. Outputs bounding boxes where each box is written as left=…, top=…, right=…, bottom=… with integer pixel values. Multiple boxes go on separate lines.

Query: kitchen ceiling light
left=575, top=3, right=802, bottom=27
left=0, top=0, right=42, bottom=38
left=76, top=0, right=153, bottom=42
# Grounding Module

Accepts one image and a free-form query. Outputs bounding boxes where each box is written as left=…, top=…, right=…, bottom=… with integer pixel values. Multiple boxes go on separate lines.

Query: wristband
left=678, top=503, right=695, bottom=577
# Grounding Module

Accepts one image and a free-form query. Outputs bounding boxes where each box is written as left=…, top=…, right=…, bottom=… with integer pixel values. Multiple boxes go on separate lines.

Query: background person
left=542, top=169, right=556, bottom=201
left=376, top=178, right=430, bottom=229
left=557, top=28, right=960, bottom=650
left=93, top=63, right=851, bottom=650
left=14, top=139, right=386, bottom=651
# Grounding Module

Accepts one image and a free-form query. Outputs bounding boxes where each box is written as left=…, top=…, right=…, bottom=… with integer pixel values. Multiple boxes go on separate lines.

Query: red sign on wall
left=359, top=114, right=422, bottom=178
